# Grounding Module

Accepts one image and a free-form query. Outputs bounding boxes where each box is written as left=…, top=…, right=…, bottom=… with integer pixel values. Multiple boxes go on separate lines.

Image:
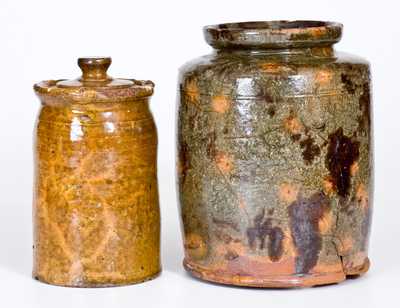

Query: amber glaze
left=177, top=21, right=373, bottom=288
left=33, top=57, right=160, bottom=287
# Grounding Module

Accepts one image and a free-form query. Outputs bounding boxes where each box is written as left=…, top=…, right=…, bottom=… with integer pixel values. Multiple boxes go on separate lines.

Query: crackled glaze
left=177, top=21, right=373, bottom=288
left=33, top=58, right=160, bottom=287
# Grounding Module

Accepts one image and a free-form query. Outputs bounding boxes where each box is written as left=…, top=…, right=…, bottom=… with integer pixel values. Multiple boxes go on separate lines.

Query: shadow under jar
left=177, top=21, right=373, bottom=288
left=33, top=57, right=161, bottom=287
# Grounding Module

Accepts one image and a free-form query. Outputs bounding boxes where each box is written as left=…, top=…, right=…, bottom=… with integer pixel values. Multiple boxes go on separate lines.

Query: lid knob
left=78, top=57, right=111, bottom=81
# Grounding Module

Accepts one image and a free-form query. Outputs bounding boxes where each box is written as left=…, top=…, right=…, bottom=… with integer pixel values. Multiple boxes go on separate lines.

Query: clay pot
left=33, top=57, right=160, bottom=287
left=177, top=21, right=373, bottom=288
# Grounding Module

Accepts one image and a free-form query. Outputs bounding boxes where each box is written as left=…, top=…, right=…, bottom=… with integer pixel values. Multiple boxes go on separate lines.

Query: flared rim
left=204, top=20, right=343, bottom=49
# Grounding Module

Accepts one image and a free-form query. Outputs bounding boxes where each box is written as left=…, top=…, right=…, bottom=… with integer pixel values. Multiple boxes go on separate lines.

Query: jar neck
left=214, top=46, right=335, bottom=58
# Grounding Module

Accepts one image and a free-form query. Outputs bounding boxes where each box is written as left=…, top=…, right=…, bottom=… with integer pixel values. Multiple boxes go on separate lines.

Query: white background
left=1, top=0, right=398, bottom=307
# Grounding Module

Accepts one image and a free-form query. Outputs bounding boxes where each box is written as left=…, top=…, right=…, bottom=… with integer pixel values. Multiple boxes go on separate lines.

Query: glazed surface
left=177, top=45, right=373, bottom=287
left=33, top=94, right=160, bottom=287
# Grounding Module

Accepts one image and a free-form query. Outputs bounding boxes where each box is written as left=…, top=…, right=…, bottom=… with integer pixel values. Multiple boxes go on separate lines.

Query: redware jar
left=177, top=21, right=373, bottom=287
left=33, top=57, right=161, bottom=287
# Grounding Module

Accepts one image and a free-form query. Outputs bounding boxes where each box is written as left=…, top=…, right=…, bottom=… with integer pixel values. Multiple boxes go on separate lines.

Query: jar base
left=33, top=269, right=161, bottom=288
left=183, top=258, right=370, bottom=288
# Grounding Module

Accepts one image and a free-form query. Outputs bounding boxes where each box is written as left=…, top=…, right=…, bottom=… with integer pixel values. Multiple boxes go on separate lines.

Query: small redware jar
left=33, top=57, right=161, bottom=287
left=177, top=21, right=373, bottom=288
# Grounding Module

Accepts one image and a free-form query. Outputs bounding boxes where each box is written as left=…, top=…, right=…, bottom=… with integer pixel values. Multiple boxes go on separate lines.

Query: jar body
left=177, top=48, right=373, bottom=287
left=33, top=98, right=160, bottom=287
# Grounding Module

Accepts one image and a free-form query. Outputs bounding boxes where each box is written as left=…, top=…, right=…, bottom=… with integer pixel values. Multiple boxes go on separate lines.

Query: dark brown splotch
left=341, top=73, right=356, bottom=94
left=289, top=192, right=330, bottom=274
left=288, top=125, right=321, bottom=164
left=246, top=209, right=284, bottom=262
left=246, top=209, right=269, bottom=249
left=291, top=133, right=301, bottom=142
left=261, top=89, right=274, bottom=104
left=267, top=106, right=276, bottom=117
left=268, top=227, right=285, bottom=262
left=217, top=27, right=235, bottom=42
left=357, top=82, right=371, bottom=134
left=325, top=128, right=360, bottom=198
left=300, top=135, right=321, bottom=165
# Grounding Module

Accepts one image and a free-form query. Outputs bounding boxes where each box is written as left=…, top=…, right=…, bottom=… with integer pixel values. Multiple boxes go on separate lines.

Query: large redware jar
left=177, top=21, right=373, bottom=287
left=33, top=57, right=161, bottom=287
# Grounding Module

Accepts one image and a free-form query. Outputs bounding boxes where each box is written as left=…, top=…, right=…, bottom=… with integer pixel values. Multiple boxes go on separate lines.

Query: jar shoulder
left=179, top=51, right=370, bottom=85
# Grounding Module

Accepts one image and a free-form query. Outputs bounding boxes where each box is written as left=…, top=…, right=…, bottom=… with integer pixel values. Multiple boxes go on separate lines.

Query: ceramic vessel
left=33, top=57, right=160, bottom=287
left=177, top=21, right=373, bottom=288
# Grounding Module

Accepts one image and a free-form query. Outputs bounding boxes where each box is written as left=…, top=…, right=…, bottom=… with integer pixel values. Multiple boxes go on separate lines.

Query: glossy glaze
left=177, top=21, right=373, bottom=288
left=33, top=58, right=160, bottom=287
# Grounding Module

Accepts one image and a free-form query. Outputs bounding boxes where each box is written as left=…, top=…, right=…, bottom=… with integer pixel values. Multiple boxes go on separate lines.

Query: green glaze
left=177, top=21, right=372, bottom=288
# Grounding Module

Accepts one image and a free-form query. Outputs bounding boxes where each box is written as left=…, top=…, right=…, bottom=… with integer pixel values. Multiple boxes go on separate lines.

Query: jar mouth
left=204, top=20, right=343, bottom=49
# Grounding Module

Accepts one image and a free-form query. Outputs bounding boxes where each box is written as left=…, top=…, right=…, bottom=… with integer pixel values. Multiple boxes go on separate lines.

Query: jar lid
left=34, top=57, right=154, bottom=104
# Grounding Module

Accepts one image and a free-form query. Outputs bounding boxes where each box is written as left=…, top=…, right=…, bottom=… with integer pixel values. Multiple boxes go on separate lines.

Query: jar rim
left=34, top=79, right=154, bottom=104
left=204, top=20, right=343, bottom=49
